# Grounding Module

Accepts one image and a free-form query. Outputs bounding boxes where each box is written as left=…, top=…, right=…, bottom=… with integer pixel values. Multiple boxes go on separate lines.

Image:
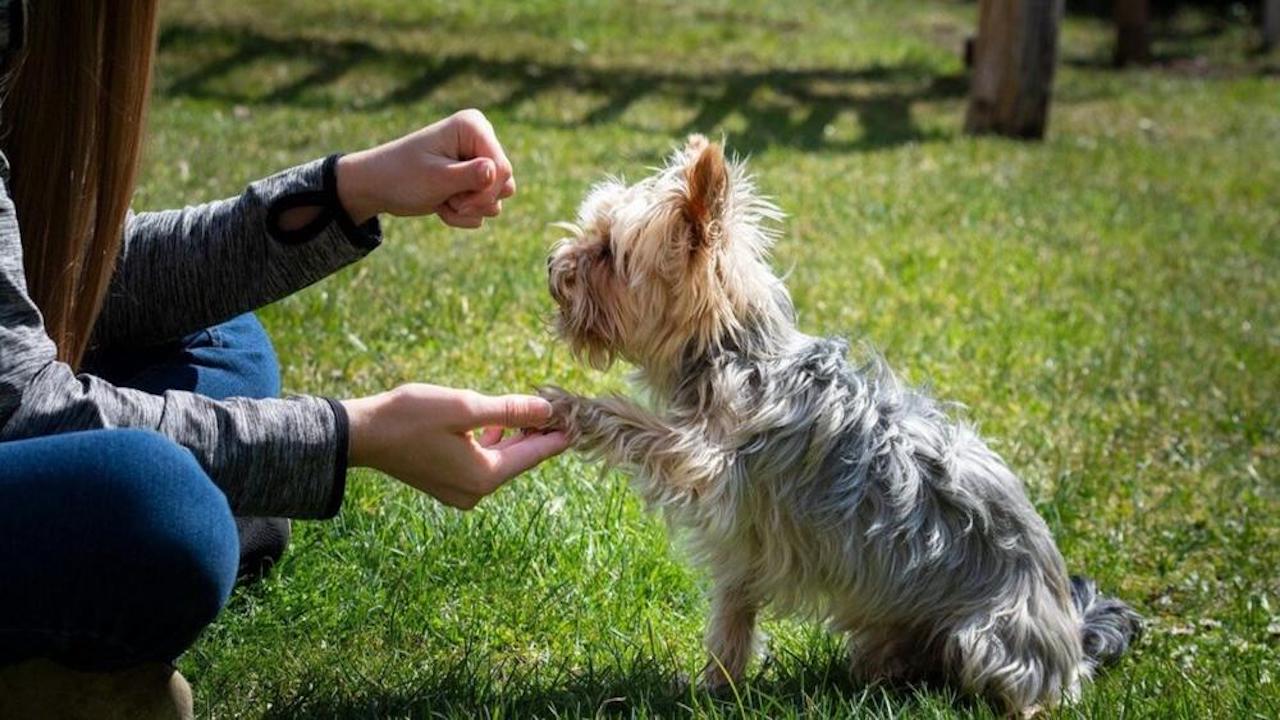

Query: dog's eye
left=599, top=239, right=613, bottom=261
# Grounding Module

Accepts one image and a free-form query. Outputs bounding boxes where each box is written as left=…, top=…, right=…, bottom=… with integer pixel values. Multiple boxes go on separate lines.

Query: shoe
left=0, top=658, right=193, bottom=720
left=234, top=516, right=291, bottom=585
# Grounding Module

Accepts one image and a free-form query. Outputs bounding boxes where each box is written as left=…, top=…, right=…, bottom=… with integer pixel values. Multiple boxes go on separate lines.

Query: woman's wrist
left=340, top=391, right=388, bottom=469
left=335, top=152, right=382, bottom=226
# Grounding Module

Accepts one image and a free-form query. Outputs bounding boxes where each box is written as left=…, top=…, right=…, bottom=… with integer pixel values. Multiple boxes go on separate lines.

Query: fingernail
left=534, top=398, right=552, bottom=416
left=481, top=161, right=495, bottom=184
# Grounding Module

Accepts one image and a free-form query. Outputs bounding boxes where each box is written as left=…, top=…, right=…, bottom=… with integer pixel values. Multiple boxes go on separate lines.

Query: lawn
left=145, top=1, right=1279, bottom=717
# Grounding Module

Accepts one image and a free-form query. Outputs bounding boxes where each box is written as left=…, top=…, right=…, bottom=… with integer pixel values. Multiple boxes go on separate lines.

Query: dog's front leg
left=539, top=387, right=728, bottom=505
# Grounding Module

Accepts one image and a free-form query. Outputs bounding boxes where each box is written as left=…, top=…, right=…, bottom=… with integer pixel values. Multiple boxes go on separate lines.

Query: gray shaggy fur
left=542, top=136, right=1140, bottom=714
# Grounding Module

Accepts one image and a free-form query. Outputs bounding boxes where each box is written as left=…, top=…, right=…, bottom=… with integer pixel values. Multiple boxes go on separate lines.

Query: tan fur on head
left=546, top=135, right=787, bottom=390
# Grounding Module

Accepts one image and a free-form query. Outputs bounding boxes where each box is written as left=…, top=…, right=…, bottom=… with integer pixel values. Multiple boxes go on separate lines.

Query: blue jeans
left=0, top=314, right=281, bottom=670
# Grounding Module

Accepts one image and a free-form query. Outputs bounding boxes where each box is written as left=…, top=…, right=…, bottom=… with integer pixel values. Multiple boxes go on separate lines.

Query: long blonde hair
left=1, top=0, right=159, bottom=368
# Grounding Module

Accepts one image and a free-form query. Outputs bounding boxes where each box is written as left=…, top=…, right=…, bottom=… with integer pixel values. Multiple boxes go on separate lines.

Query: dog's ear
left=682, top=140, right=728, bottom=251
left=684, top=133, right=710, bottom=155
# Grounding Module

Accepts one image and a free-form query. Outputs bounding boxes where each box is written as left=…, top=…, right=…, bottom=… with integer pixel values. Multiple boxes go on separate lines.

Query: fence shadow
left=157, top=23, right=968, bottom=154
left=1061, top=7, right=1278, bottom=72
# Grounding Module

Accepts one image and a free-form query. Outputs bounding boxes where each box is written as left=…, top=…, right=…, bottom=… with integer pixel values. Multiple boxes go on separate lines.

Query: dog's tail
left=1070, top=575, right=1143, bottom=674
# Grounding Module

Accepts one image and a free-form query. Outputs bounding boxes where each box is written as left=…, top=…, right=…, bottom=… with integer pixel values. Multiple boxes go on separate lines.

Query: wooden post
left=1264, top=0, right=1280, bottom=51
left=1114, top=0, right=1152, bottom=66
left=965, top=0, right=1065, bottom=140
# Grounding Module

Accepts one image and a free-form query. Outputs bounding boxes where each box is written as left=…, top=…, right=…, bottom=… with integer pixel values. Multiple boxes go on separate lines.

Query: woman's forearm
left=94, top=155, right=381, bottom=348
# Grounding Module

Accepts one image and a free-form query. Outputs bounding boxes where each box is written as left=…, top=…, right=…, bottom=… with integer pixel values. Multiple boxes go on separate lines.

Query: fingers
left=380, top=384, right=568, bottom=512
left=442, top=429, right=566, bottom=510
left=435, top=157, right=501, bottom=220
left=454, top=110, right=512, bottom=181
left=436, top=202, right=499, bottom=228
left=437, top=192, right=500, bottom=228
left=477, top=425, right=505, bottom=447
left=442, top=157, right=496, bottom=193
left=484, top=430, right=569, bottom=480
left=484, top=429, right=534, bottom=451
left=451, top=109, right=515, bottom=207
left=446, top=193, right=501, bottom=217
left=463, top=393, right=555, bottom=429
left=477, top=426, right=540, bottom=450
left=498, top=176, right=516, bottom=200
left=436, top=204, right=484, bottom=228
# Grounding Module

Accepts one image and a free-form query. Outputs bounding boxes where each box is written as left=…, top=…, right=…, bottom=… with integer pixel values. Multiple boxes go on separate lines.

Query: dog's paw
left=535, top=386, right=580, bottom=436
left=696, top=665, right=741, bottom=697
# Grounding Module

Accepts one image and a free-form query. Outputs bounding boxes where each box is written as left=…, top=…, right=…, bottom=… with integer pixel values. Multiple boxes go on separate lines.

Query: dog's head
left=547, top=135, right=788, bottom=376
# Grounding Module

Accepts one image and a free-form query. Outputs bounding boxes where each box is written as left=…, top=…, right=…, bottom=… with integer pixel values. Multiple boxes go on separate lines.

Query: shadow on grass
left=1061, top=8, right=1278, bottom=73
left=157, top=23, right=968, bottom=154
left=254, top=645, right=990, bottom=719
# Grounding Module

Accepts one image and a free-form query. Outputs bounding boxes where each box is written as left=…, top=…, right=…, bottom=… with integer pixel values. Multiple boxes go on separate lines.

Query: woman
left=0, top=2, right=568, bottom=717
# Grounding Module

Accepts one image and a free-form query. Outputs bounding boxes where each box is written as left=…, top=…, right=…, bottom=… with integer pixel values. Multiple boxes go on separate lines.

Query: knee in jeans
left=90, top=430, right=239, bottom=626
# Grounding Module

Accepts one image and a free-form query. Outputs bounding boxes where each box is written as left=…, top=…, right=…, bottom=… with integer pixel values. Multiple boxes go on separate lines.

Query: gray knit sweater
left=0, top=151, right=381, bottom=518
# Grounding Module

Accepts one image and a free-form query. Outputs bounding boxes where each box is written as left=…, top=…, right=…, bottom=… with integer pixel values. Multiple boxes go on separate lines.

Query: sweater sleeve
left=92, top=154, right=381, bottom=348
left=0, top=155, right=348, bottom=518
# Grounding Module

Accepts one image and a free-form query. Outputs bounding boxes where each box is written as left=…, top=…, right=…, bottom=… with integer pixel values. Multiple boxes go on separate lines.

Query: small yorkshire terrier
left=541, top=135, right=1141, bottom=715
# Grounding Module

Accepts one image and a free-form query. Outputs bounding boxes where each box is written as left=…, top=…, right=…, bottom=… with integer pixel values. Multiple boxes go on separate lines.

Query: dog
left=540, top=135, right=1141, bottom=715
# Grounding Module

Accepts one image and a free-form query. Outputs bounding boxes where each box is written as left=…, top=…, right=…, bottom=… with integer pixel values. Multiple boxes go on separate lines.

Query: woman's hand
left=341, top=384, right=567, bottom=510
left=336, top=109, right=516, bottom=228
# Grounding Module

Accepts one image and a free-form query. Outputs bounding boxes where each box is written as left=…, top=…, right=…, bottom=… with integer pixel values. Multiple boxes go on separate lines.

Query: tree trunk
left=1264, top=0, right=1280, bottom=51
left=965, top=0, right=1065, bottom=140
left=1114, top=0, right=1152, bottom=66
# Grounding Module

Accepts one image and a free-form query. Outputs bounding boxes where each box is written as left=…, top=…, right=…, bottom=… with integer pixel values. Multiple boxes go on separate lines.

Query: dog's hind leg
left=844, top=623, right=950, bottom=690
left=942, top=610, right=1079, bottom=716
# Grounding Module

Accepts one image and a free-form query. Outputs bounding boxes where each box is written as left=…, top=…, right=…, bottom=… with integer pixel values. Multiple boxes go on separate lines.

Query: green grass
left=142, top=1, right=1279, bottom=717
